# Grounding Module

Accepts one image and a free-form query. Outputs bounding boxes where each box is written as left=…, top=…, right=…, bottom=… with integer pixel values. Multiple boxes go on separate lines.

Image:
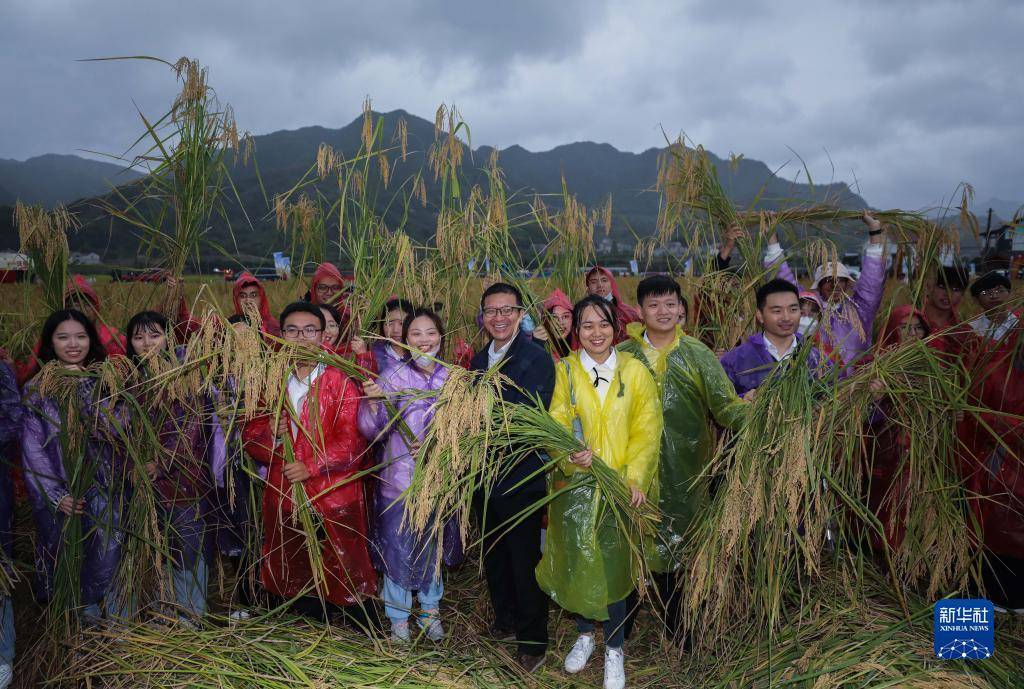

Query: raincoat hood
left=232, top=272, right=280, bottom=335
left=310, top=262, right=346, bottom=305
left=585, top=266, right=641, bottom=337
left=878, top=304, right=928, bottom=352
left=65, top=275, right=100, bottom=309
left=542, top=289, right=573, bottom=314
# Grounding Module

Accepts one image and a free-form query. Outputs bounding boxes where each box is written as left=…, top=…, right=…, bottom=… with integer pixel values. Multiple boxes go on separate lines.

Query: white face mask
left=798, top=316, right=817, bottom=337
left=414, top=346, right=440, bottom=367
left=602, top=292, right=614, bottom=302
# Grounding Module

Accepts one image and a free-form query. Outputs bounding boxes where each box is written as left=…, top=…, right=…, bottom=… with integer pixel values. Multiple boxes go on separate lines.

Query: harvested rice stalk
left=401, top=367, right=509, bottom=560
left=97, top=56, right=247, bottom=278
left=482, top=396, right=661, bottom=591
left=15, top=202, right=78, bottom=312
left=682, top=343, right=832, bottom=650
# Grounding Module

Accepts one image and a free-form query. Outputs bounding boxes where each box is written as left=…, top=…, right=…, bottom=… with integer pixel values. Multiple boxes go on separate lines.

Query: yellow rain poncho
left=535, top=349, right=661, bottom=621
left=619, top=322, right=747, bottom=573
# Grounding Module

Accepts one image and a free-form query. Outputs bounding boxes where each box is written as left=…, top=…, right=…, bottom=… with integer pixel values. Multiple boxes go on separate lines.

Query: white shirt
left=764, top=335, right=798, bottom=362
left=579, top=348, right=617, bottom=403
left=969, top=312, right=1018, bottom=342
left=487, top=334, right=516, bottom=370
left=286, top=363, right=325, bottom=437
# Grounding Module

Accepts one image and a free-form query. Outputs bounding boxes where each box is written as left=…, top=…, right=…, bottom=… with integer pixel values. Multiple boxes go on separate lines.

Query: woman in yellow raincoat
left=536, top=295, right=661, bottom=689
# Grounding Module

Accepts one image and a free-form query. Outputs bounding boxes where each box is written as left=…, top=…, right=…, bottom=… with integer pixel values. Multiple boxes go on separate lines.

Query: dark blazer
left=471, top=330, right=555, bottom=497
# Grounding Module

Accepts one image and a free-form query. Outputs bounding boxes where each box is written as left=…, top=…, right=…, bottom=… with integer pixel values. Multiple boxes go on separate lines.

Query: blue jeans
left=0, top=597, right=12, bottom=665
left=381, top=574, right=443, bottom=622
left=576, top=597, right=629, bottom=649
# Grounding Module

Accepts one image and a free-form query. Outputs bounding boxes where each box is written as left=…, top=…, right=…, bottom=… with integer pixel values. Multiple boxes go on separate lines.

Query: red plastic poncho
left=309, top=262, right=347, bottom=306
left=864, top=305, right=937, bottom=551
left=242, top=366, right=377, bottom=605
left=585, top=267, right=639, bottom=344
left=959, top=323, right=1024, bottom=559
left=232, top=272, right=281, bottom=338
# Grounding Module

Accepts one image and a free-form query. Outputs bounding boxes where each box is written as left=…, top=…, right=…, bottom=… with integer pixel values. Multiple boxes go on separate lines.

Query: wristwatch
left=868, top=228, right=883, bottom=236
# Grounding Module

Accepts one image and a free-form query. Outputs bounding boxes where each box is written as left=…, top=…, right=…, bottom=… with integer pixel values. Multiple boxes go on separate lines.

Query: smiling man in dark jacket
left=471, top=282, right=554, bottom=673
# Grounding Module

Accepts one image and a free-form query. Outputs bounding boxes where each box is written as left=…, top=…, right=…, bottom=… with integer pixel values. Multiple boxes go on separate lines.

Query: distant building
left=70, top=252, right=102, bottom=265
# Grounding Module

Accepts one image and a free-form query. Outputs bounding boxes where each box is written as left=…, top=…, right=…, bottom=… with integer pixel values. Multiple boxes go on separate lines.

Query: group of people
left=0, top=208, right=1020, bottom=689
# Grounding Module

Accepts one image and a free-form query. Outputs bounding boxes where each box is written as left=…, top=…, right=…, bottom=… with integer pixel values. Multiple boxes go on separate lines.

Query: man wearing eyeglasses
left=960, top=272, right=1024, bottom=615
left=968, top=272, right=1017, bottom=342
left=243, top=302, right=379, bottom=627
left=470, top=283, right=555, bottom=673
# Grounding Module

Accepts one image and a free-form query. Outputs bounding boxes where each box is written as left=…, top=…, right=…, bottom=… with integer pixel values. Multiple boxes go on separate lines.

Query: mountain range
left=0, top=109, right=874, bottom=266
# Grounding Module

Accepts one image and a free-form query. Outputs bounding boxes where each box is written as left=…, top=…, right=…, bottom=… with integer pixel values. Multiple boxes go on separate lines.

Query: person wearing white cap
left=763, top=211, right=887, bottom=366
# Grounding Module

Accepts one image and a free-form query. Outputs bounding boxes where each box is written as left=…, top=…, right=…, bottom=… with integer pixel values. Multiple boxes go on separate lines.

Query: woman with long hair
left=358, top=307, right=462, bottom=642
left=124, top=311, right=224, bottom=623
left=21, top=309, right=129, bottom=624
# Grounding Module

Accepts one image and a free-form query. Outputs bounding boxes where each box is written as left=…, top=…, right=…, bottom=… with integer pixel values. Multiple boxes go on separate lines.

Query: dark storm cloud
left=0, top=0, right=1019, bottom=209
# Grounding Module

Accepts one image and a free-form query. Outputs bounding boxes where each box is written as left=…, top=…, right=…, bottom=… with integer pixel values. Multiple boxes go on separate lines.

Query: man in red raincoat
left=243, top=302, right=378, bottom=621
left=959, top=277, right=1024, bottom=612
left=231, top=271, right=281, bottom=338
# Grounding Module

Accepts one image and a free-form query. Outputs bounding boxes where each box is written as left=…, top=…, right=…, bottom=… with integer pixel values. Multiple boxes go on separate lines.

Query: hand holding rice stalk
left=494, top=398, right=660, bottom=548
left=401, top=367, right=507, bottom=558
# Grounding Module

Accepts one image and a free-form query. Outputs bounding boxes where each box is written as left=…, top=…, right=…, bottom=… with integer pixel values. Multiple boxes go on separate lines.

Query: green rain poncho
left=619, top=322, right=748, bottom=573
left=536, top=350, right=662, bottom=621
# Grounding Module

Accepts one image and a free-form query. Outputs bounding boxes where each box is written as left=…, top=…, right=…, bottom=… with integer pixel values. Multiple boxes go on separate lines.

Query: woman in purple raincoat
left=21, top=310, right=129, bottom=622
left=358, top=307, right=463, bottom=643
left=126, top=311, right=224, bottom=622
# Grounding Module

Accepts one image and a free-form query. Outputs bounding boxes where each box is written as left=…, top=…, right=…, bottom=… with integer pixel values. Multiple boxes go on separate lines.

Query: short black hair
left=227, top=313, right=250, bottom=326
left=38, top=309, right=107, bottom=367
left=636, top=275, right=686, bottom=311
left=480, top=282, right=522, bottom=309
left=401, top=307, right=446, bottom=361
left=279, top=301, right=326, bottom=330
left=935, top=264, right=970, bottom=292
left=970, top=271, right=1011, bottom=299
left=571, top=295, right=617, bottom=338
left=756, top=279, right=800, bottom=310
left=125, top=311, right=169, bottom=359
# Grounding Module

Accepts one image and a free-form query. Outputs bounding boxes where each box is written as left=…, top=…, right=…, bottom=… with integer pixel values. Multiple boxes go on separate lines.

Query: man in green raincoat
left=618, top=274, right=748, bottom=642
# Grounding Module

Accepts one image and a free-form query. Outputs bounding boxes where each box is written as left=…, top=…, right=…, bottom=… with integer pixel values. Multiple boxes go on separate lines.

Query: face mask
left=414, top=346, right=440, bottom=367
left=798, top=316, right=817, bottom=337
left=521, top=313, right=535, bottom=334
left=602, top=292, right=614, bottom=302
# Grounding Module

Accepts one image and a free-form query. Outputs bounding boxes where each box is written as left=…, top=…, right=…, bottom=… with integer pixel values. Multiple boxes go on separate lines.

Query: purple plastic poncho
left=357, top=360, right=463, bottom=589
left=768, top=251, right=886, bottom=366
left=21, top=375, right=129, bottom=605
left=720, top=333, right=825, bottom=397
left=371, top=340, right=405, bottom=375
left=0, top=363, right=22, bottom=562
left=139, top=347, right=225, bottom=569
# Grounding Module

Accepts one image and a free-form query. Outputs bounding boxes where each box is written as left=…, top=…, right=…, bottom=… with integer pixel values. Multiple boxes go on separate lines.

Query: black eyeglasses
left=482, top=306, right=523, bottom=318
left=283, top=326, right=322, bottom=339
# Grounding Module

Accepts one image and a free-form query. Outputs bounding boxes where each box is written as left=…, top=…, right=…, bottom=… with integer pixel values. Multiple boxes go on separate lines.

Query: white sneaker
left=0, top=663, right=11, bottom=689
left=417, top=612, right=444, bottom=642
left=391, top=619, right=411, bottom=643
left=604, top=647, right=625, bottom=689
left=564, top=634, right=596, bottom=674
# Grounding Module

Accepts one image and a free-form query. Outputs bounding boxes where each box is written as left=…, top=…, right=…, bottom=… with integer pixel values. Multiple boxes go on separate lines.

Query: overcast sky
left=1, top=0, right=1020, bottom=210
